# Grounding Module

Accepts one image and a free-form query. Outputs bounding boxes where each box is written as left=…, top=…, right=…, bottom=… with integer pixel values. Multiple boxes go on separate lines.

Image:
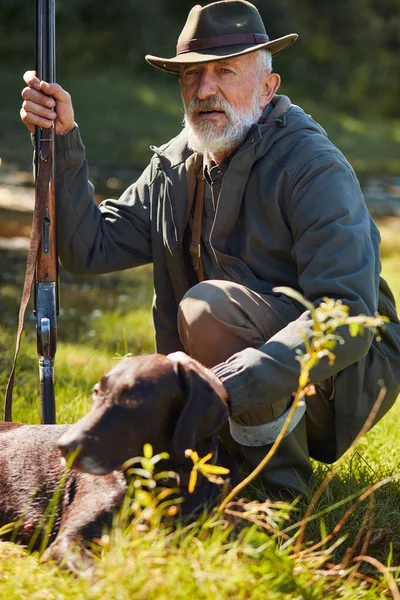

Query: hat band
left=176, top=33, right=269, bottom=55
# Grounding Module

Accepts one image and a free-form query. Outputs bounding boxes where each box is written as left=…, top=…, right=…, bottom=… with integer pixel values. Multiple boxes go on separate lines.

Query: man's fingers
left=20, top=86, right=56, bottom=132
left=22, top=73, right=71, bottom=105
left=23, top=70, right=40, bottom=90
left=20, top=107, right=35, bottom=134
left=39, top=80, right=71, bottom=104
left=22, top=99, right=56, bottom=121
left=21, top=71, right=75, bottom=135
left=20, top=106, right=54, bottom=132
left=22, top=86, right=55, bottom=107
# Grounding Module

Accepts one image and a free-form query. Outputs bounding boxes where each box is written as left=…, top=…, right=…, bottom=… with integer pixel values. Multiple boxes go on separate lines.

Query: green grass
left=2, top=66, right=400, bottom=175
left=0, top=516, right=392, bottom=600
left=0, top=219, right=399, bottom=597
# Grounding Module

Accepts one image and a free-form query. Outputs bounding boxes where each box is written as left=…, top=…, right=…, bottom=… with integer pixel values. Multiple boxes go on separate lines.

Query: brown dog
left=0, top=355, right=239, bottom=571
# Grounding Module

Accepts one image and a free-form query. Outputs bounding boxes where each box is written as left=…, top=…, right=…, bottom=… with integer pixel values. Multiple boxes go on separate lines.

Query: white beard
left=182, top=91, right=263, bottom=156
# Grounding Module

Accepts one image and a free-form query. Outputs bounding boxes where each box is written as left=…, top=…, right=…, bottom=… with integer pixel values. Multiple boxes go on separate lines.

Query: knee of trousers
left=179, top=278, right=228, bottom=320
left=178, top=280, right=254, bottom=348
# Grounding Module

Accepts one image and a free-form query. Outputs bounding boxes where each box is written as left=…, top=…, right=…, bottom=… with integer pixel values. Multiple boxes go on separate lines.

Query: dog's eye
left=117, top=392, right=141, bottom=409
left=91, top=384, right=108, bottom=404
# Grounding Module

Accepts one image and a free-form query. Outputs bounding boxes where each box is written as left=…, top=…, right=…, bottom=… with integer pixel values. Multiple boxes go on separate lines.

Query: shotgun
left=4, top=0, right=58, bottom=423
left=34, top=0, right=58, bottom=424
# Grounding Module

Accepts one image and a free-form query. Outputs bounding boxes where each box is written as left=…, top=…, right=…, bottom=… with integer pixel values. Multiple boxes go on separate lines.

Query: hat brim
left=145, top=34, right=298, bottom=74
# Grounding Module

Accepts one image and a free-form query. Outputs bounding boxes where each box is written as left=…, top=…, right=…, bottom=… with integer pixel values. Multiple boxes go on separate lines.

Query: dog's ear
left=172, top=362, right=229, bottom=458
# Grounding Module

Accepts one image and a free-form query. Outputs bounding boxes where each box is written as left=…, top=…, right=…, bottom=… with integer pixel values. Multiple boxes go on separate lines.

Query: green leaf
left=200, top=464, right=230, bottom=476
left=188, top=470, right=198, bottom=494
left=349, top=322, right=360, bottom=337
left=143, top=443, right=153, bottom=459
left=152, top=451, right=170, bottom=463
left=141, top=458, right=154, bottom=472
left=197, top=452, right=213, bottom=466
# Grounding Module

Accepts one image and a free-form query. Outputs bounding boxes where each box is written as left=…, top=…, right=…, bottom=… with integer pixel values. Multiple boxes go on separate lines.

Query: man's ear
left=260, top=72, right=281, bottom=108
left=172, top=362, right=229, bottom=458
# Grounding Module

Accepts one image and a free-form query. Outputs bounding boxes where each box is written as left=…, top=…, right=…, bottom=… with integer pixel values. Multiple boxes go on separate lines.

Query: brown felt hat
left=145, top=0, right=298, bottom=74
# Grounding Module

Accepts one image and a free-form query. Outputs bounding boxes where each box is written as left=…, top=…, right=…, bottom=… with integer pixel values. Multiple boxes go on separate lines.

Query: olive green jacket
left=55, top=95, right=400, bottom=459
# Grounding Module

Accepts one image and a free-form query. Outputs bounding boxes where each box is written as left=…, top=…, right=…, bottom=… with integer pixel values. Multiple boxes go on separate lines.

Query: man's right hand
left=20, top=71, right=75, bottom=135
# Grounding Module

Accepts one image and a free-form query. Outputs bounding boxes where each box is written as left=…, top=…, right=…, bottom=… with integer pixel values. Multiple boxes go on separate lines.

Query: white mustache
left=187, top=96, right=231, bottom=116
left=183, top=89, right=263, bottom=156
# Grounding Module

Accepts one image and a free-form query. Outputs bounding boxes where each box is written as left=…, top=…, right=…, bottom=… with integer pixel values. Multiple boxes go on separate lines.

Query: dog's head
left=57, top=354, right=229, bottom=475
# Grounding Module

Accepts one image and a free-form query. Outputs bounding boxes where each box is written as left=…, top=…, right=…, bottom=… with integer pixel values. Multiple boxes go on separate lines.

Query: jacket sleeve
left=55, top=126, right=153, bottom=275
left=213, top=152, right=379, bottom=417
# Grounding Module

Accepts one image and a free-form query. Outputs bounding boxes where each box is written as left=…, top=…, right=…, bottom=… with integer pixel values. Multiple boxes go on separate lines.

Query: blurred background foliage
left=2, top=0, right=400, bottom=117
left=1, top=0, right=400, bottom=175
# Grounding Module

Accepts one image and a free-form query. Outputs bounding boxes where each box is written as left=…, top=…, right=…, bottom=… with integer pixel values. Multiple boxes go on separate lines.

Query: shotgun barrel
left=34, top=0, right=58, bottom=424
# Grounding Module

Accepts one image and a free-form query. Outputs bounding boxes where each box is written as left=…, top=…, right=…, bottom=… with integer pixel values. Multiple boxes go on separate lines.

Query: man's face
left=179, top=52, right=275, bottom=158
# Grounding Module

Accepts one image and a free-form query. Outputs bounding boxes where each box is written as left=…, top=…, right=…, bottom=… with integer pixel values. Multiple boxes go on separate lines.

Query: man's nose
left=196, top=71, right=218, bottom=99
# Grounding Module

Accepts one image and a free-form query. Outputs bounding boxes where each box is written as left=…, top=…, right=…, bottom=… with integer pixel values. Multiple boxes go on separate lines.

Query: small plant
left=118, top=443, right=183, bottom=531
left=184, top=448, right=230, bottom=493
left=276, top=288, right=388, bottom=392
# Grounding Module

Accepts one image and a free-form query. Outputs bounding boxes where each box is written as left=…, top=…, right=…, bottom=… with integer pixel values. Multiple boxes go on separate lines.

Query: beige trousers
left=178, top=280, right=335, bottom=449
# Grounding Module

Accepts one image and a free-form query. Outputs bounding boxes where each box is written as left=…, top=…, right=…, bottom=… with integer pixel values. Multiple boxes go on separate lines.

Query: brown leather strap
left=190, top=171, right=205, bottom=282
left=177, top=33, right=269, bottom=55
left=4, top=142, right=52, bottom=421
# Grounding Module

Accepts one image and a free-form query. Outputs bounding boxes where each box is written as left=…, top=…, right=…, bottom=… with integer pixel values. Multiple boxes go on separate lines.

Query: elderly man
left=21, top=0, right=400, bottom=498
